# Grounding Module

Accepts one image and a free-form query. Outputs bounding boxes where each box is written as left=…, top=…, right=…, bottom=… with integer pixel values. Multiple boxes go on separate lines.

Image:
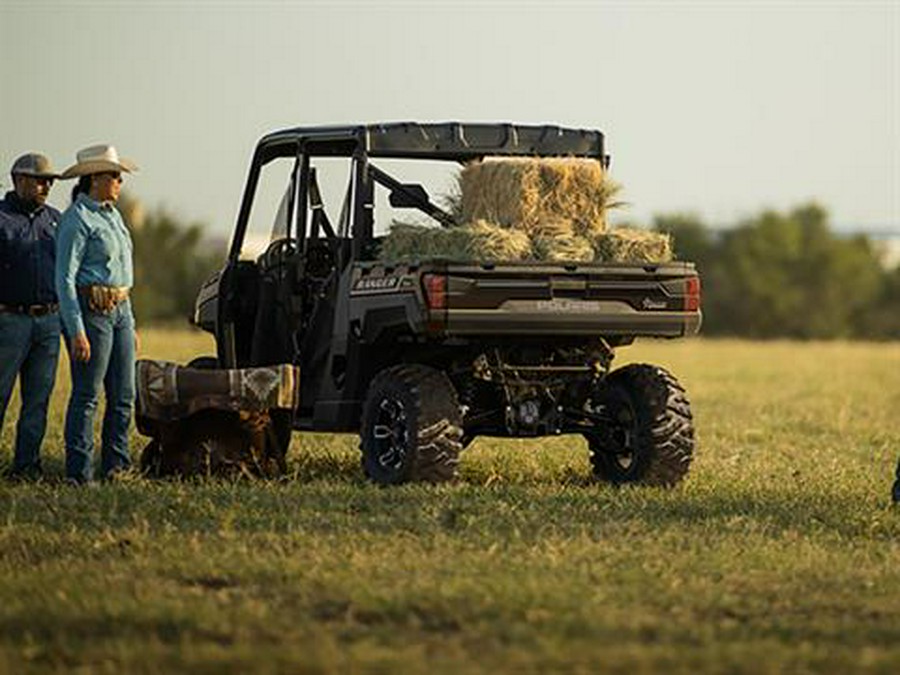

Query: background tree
left=860, top=265, right=900, bottom=338
left=656, top=203, right=891, bottom=338
left=119, top=193, right=225, bottom=325
left=653, top=212, right=716, bottom=274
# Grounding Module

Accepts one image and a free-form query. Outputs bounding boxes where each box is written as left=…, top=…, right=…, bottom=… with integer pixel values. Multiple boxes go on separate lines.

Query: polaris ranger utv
left=190, top=122, right=701, bottom=486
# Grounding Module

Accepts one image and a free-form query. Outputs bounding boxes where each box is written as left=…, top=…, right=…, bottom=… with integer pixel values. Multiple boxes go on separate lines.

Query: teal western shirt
left=55, top=193, right=134, bottom=336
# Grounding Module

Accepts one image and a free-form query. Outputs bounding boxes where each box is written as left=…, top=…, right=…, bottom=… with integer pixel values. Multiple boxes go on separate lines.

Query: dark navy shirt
left=0, top=191, right=60, bottom=305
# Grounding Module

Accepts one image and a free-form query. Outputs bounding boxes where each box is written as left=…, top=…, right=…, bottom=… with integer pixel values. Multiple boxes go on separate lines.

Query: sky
left=2, top=0, right=898, bottom=237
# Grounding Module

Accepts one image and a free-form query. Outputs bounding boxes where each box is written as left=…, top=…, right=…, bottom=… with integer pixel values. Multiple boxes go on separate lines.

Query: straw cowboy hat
left=61, top=144, right=138, bottom=179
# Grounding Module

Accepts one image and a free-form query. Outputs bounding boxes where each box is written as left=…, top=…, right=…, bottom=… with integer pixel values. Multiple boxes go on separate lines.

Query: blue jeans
left=63, top=298, right=135, bottom=482
left=0, top=311, right=61, bottom=475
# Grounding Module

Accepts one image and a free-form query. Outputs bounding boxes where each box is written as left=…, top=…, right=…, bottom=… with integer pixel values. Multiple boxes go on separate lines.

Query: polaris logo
left=536, top=299, right=602, bottom=313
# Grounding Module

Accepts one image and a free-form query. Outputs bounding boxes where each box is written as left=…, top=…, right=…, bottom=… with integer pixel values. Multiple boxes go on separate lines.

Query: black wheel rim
left=606, top=396, right=637, bottom=472
left=588, top=388, right=639, bottom=475
left=372, top=397, right=409, bottom=471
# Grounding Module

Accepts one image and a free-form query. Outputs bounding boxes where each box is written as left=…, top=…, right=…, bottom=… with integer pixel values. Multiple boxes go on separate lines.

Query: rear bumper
left=441, top=308, right=702, bottom=338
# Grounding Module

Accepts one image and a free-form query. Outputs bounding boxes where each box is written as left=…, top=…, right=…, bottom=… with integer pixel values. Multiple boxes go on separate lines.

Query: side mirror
left=389, top=184, right=429, bottom=208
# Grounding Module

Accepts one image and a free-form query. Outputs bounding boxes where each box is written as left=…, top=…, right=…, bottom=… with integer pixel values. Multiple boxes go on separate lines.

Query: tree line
left=119, top=195, right=224, bottom=326
left=654, top=203, right=900, bottom=339
left=121, top=194, right=899, bottom=339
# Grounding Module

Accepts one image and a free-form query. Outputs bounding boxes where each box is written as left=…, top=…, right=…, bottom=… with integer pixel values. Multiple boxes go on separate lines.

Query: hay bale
left=379, top=220, right=531, bottom=262
left=466, top=219, right=532, bottom=261
left=379, top=161, right=669, bottom=265
left=378, top=223, right=461, bottom=261
left=460, top=157, right=622, bottom=237
left=531, top=234, right=596, bottom=262
left=380, top=222, right=671, bottom=265
left=593, top=228, right=673, bottom=263
left=526, top=218, right=576, bottom=239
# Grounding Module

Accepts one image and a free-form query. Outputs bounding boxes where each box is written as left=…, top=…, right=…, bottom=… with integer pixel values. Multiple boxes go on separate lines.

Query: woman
left=56, top=145, right=138, bottom=483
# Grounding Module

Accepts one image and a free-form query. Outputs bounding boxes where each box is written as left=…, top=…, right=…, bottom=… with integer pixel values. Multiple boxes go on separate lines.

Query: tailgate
left=431, top=262, right=701, bottom=338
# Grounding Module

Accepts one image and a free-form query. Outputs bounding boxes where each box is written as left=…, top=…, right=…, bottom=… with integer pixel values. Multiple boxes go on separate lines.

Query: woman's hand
left=72, top=332, right=91, bottom=362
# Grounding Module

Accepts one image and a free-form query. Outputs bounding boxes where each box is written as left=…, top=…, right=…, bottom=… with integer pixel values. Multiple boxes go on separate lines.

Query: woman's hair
left=70, top=175, right=91, bottom=204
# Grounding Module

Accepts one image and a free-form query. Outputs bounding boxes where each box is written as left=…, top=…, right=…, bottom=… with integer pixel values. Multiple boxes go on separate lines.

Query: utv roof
left=257, top=122, right=606, bottom=163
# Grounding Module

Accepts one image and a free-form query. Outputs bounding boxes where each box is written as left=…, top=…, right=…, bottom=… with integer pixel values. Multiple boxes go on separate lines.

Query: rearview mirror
left=389, top=184, right=429, bottom=208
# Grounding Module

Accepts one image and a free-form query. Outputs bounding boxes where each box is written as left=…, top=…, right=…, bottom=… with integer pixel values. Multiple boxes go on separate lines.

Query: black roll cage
left=228, top=122, right=608, bottom=263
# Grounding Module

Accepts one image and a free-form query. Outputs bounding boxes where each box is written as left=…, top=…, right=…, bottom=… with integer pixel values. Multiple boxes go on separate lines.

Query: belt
left=78, top=285, right=130, bottom=313
left=0, top=303, right=59, bottom=317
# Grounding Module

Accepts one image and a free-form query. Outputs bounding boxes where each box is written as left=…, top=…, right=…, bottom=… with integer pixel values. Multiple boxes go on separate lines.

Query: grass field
left=1, top=329, right=899, bottom=673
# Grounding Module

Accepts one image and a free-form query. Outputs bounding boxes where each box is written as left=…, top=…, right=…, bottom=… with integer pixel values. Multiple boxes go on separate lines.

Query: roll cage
left=228, top=122, right=609, bottom=264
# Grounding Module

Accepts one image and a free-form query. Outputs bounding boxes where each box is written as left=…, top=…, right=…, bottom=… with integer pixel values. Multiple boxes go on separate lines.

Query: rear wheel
left=585, top=364, right=694, bottom=487
left=360, top=365, right=463, bottom=485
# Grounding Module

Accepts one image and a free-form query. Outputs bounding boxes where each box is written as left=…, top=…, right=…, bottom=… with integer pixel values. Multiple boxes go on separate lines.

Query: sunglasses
left=97, top=172, right=123, bottom=182
left=32, top=176, right=55, bottom=186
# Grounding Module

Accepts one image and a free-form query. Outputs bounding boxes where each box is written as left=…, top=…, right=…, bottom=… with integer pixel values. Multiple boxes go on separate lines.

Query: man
left=0, top=153, right=63, bottom=479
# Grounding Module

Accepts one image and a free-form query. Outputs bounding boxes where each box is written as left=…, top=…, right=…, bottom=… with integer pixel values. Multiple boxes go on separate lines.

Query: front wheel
left=585, top=364, right=694, bottom=487
left=360, top=365, right=463, bottom=485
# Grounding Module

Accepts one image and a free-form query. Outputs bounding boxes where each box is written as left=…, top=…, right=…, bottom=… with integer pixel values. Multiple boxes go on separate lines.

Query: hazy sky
left=2, top=0, right=898, bottom=235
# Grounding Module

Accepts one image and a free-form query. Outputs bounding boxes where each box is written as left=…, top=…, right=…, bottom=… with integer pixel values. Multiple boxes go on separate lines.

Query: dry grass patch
left=3, top=333, right=900, bottom=672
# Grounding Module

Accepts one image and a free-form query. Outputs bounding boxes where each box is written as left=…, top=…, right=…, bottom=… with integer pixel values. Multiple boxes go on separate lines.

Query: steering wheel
left=259, top=237, right=298, bottom=272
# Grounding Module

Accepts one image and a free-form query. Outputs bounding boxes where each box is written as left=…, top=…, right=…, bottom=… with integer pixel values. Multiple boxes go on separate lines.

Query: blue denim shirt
left=0, top=191, right=60, bottom=306
left=56, top=193, right=134, bottom=337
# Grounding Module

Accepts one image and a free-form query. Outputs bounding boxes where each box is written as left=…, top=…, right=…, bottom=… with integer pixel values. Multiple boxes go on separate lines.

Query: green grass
left=1, top=331, right=899, bottom=673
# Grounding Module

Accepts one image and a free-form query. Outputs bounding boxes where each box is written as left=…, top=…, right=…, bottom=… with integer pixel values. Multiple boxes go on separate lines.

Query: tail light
left=423, top=273, right=447, bottom=310
left=684, top=276, right=701, bottom=312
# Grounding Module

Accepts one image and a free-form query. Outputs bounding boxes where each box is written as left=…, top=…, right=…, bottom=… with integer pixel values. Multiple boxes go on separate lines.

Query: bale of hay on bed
left=459, top=157, right=622, bottom=237
left=466, top=219, right=533, bottom=260
left=378, top=223, right=459, bottom=261
left=379, top=220, right=531, bottom=262
left=593, top=228, right=673, bottom=263
left=525, top=218, right=575, bottom=239
left=531, top=233, right=596, bottom=262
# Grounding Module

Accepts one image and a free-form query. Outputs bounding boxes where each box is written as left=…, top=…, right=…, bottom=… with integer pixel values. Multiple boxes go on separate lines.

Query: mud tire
left=586, top=364, right=694, bottom=487
left=360, top=365, right=463, bottom=485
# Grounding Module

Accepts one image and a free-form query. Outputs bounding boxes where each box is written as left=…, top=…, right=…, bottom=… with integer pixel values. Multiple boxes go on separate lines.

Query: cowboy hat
left=11, top=153, right=61, bottom=179
left=61, top=144, right=138, bottom=179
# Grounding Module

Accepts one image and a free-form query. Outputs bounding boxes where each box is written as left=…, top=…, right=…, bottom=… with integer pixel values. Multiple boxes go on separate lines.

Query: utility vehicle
left=190, top=122, right=701, bottom=485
